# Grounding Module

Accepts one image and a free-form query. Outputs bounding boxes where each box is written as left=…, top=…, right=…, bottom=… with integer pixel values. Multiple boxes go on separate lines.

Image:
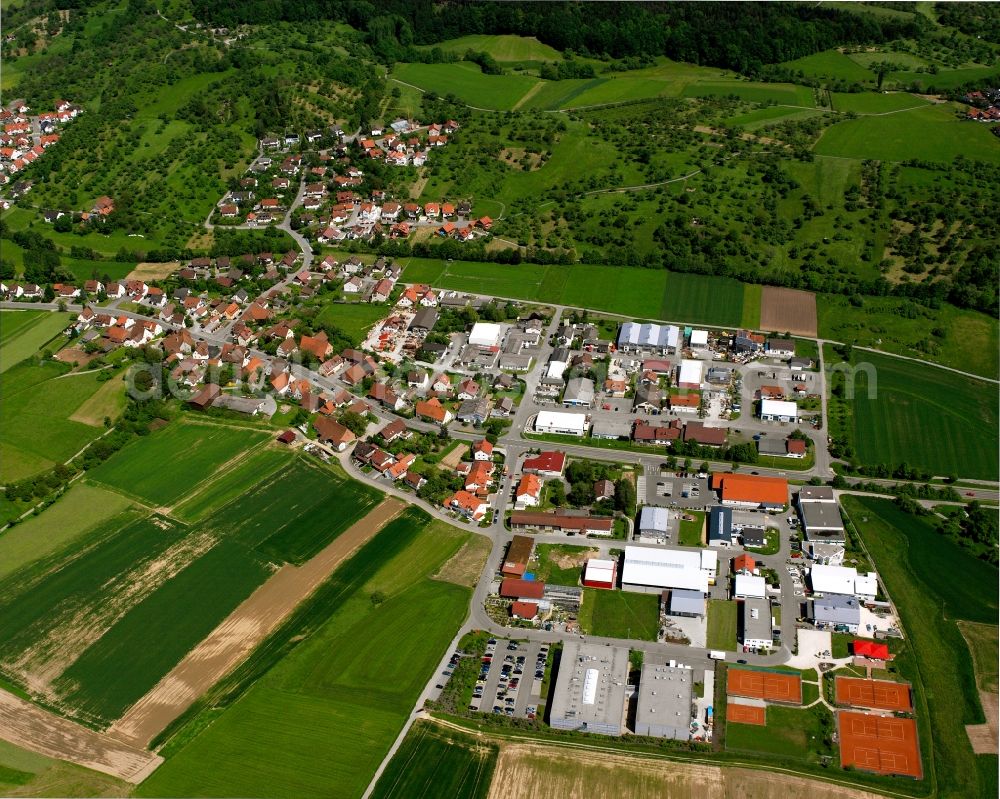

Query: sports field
left=835, top=677, right=913, bottom=712
left=815, top=103, right=1000, bottom=164
left=391, top=62, right=539, bottom=110
left=727, top=702, right=766, bottom=726
left=137, top=510, right=474, bottom=799
left=0, top=361, right=126, bottom=483
left=403, top=259, right=748, bottom=328
left=829, top=348, right=998, bottom=480
left=370, top=721, right=496, bottom=799
left=88, top=420, right=270, bottom=506
left=727, top=669, right=802, bottom=704
left=837, top=711, right=922, bottom=779
left=578, top=589, right=658, bottom=641
left=0, top=310, right=71, bottom=372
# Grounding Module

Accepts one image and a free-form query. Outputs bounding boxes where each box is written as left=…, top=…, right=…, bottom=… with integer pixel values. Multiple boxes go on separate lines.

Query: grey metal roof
left=741, top=596, right=773, bottom=642
left=669, top=589, right=706, bottom=616
left=564, top=377, right=595, bottom=405
left=639, top=506, right=670, bottom=534
left=812, top=594, right=860, bottom=625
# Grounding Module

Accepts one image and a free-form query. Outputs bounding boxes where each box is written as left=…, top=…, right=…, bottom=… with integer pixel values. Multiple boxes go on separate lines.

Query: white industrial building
left=677, top=359, right=704, bottom=389
left=549, top=641, right=630, bottom=736
left=621, top=546, right=717, bottom=594
left=733, top=574, right=767, bottom=599
left=468, top=322, right=503, bottom=348
left=759, top=398, right=798, bottom=423
left=617, top=322, right=680, bottom=354
left=741, top=597, right=773, bottom=650
left=634, top=661, right=693, bottom=740
left=809, top=565, right=878, bottom=601
left=689, top=329, right=709, bottom=347
left=533, top=411, right=588, bottom=437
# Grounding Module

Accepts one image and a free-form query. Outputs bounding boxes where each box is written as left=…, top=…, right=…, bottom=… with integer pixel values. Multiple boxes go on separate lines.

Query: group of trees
left=547, top=459, right=635, bottom=515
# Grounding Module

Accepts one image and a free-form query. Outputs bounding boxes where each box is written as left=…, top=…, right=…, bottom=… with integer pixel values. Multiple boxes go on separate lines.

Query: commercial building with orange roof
left=712, top=472, right=788, bottom=510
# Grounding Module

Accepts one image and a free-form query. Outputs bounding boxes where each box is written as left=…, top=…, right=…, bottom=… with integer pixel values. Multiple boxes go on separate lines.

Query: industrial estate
left=0, top=1, right=997, bottom=799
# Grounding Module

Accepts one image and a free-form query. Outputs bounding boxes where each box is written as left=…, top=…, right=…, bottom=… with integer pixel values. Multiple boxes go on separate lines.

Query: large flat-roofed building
left=810, top=565, right=878, bottom=600
left=638, top=506, right=671, bottom=540
left=759, top=398, right=798, bottom=423
left=634, top=662, right=693, bottom=740
left=468, top=322, right=502, bottom=348
left=667, top=588, right=706, bottom=618
left=621, top=546, right=716, bottom=594
left=549, top=641, right=630, bottom=736
left=534, top=410, right=588, bottom=437
left=800, top=500, right=846, bottom=542
left=811, top=594, right=861, bottom=632
left=741, top=596, right=773, bottom=649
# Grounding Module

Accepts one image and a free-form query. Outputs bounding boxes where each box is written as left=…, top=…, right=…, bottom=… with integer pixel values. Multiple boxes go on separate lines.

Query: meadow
left=725, top=704, right=833, bottom=763
left=87, top=420, right=270, bottom=506
left=391, top=62, right=539, bottom=110
left=0, top=482, right=133, bottom=581
left=0, top=739, right=129, bottom=798
left=779, top=49, right=873, bottom=82
left=828, top=91, right=928, bottom=114
left=814, top=103, right=1000, bottom=164
left=0, top=310, right=71, bottom=372
left=315, top=301, right=391, bottom=345
left=828, top=347, right=998, bottom=480
left=706, top=600, right=738, bottom=651
left=841, top=495, right=997, bottom=799
left=423, top=34, right=560, bottom=64
left=0, top=361, right=124, bottom=483
left=403, top=258, right=751, bottom=328
left=137, top=509, right=474, bottom=799
left=958, top=622, right=999, bottom=694
left=578, top=589, right=659, bottom=641
left=370, top=721, right=497, bottom=799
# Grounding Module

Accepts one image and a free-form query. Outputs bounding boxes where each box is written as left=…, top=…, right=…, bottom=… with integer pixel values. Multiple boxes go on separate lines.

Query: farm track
left=108, top=496, right=406, bottom=748
left=0, top=688, right=162, bottom=783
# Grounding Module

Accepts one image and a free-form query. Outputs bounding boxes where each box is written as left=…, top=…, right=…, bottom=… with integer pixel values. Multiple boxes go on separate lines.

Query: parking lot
left=468, top=638, right=548, bottom=720
left=645, top=473, right=709, bottom=509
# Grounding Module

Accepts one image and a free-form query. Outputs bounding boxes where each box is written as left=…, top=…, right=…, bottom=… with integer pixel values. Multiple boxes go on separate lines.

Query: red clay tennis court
left=727, top=668, right=802, bottom=704
left=727, top=703, right=766, bottom=726
left=835, top=677, right=913, bottom=712
left=838, top=711, right=922, bottom=779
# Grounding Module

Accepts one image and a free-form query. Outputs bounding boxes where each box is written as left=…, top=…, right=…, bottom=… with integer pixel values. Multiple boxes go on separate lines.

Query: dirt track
left=108, top=497, right=405, bottom=748
left=0, top=689, right=161, bottom=784
left=487, top=742, right=890, bottom=799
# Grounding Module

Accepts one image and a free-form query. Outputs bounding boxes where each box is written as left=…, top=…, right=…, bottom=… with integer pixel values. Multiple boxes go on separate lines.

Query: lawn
left=841, top=495, right=996, bottom=798
left=0, top=361, right=122, bottom=483
left=707, top=600, right=737, bottom=651
left=402, top=258, right=746, bottom=328
left=827, top=348, right=998, bottom=480
left=391, top=62, right=539, bottom=110
left=531, top=544, right=594, bottom=585
left=744, top=527, right=780, bottom=556
left=137, top=509, right=474, bottom=799
left=88, top=420, right=270, bottom=506
left=678, top=510, right=705, bottom=547
left=0, top=310, right=71, bottom=372
left=0, top=482, right=133, bottom=581
left=726, top=703, right=834, bottom=763
left=370, top=721, right=497, bottom=799
left=315, top=301, right=391, bottom=345
left=578, top=589, right=659, bottom=641
left=814, top=103, right=1000, bottom=164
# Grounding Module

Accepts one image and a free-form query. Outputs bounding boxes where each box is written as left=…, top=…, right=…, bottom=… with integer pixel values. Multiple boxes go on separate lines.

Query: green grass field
left=403, top=258, right=746, bottom=327
left=0, top=311, right=71, bottom=372
left=88, top=420, right=269, bottom=506
left=0, top=482, right=133, bottom=581
left=828, top=348, right=998, bottom=479
left=815, top=103, right=1000, bottom=164
left=423, top=34, right=560, bottom=63
left=578, top=589, right=658, bottom=640
left=315, top=302, right=391, bottom=345
left=958, top=622, right=999, bottom=693
left=0, top=361, right=123, bottom=483
left=137, top=509, right=473, bottom=799
left=829, top=91, right=928, bottom=114
left=531, top=544, right=592, bottom=585
left=707, top=600, right=738, bottom=651
left=678, top=510, right=705, bottom=546
left=370, top=721, right=497, bottom=799
left=726, top=704, right=833, bottom=762
left=841, top=495, right=996, bottom=798
left=172, top=446, right=293, bottom=522
left=682, top=81, right=815, bottom=106
left=779, top=49, right=873, bottom=82
left=391, top=62, right=539, bottom=110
